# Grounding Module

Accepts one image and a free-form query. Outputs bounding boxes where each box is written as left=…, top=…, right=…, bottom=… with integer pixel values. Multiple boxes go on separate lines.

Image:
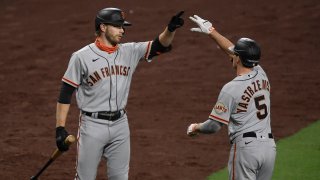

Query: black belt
left=243, top=132, right=273, bottom=139
left=231, top=132, right=273, bottom=144
left=82, top=110, right=124, bottom=121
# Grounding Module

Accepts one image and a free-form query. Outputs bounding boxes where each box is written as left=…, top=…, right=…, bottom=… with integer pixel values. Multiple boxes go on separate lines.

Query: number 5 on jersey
left=254, top=95, right=268, bottom=120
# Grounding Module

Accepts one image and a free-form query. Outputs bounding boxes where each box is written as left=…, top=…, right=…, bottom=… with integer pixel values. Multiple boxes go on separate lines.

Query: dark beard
left=105, top=34, right=118, bottom=46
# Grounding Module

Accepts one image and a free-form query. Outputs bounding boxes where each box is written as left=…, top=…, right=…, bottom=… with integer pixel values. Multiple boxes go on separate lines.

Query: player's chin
left=116, top=35, right=123, bottom=42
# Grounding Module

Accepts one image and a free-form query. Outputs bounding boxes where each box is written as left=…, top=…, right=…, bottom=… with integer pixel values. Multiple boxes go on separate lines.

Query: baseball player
left=187, top=15, right=276, bottom=180
left=55, top=7, right=184, bottom=180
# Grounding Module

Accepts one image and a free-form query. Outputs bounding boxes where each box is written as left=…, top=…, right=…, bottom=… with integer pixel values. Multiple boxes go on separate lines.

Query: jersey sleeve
left=62, top=53, right=83, bottom=88
left=209, top=91, right=235, bottom=125
left=132, top=41, right=152, bottom=62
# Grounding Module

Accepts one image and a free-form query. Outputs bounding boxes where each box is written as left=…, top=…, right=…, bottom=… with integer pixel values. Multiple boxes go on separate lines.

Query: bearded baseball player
left=55, top=7, right=184, bottom=180
left=187, top=15, right=276, bottom=180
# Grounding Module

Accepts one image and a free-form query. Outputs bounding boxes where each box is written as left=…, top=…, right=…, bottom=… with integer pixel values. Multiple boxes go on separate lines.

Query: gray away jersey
left=209, top=65, right=271, bottom=141
left=62, top=41, right=152, bottom=112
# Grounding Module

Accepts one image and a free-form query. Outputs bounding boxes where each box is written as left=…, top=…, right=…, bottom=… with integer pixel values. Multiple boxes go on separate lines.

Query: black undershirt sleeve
left=199, top=119, right=223, bottom=134
left=147, top=37, right=172, bottom=59
left=58, top=82, right=76, bottom=104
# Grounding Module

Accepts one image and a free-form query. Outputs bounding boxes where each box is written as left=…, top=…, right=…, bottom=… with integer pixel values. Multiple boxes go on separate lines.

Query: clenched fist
left=56, top=126, right=70, bottom=152
left=187, top=123, right=199, bottom=137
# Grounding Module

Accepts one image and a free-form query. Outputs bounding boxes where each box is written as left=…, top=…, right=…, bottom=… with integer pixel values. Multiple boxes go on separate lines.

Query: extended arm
left=158, top=27, right=176, bottom=47
left=209, top=30, right=234, bottom=57
left=187, top=119, right=223, bottom=136
left=160, top=11, right=184, bottom=46
left=147, top=11, right=184, bottom=59
left=189, top=15, right=234, bottom=58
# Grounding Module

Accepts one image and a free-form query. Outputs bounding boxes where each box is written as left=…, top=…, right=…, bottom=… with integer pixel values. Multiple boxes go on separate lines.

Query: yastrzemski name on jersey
left=237, top=79, right=270, bottom=113
left=209, top=65, right=272, bottom=140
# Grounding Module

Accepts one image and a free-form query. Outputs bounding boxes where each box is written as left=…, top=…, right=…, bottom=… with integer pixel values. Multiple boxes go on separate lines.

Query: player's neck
left=237, top=66, right=253, bottom=76
left=95, top=37, right=118, bottom=53
left=97, top=36, right=116, bottom=47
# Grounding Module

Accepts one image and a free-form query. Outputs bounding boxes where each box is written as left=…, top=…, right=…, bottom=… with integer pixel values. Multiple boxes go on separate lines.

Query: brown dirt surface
left=0, top=0, right=319, bottom=179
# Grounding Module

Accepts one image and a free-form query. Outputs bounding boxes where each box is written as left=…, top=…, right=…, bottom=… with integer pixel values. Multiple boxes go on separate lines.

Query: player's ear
left=236, top=56, right=241, bottom=64
left=100, top=24, right=107, bottom=32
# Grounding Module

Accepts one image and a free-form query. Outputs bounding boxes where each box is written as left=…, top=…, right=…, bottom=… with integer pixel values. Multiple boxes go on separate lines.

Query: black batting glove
left=167, top=11, right=184, bottom=32
left=56, top=126, right=69, bottom=152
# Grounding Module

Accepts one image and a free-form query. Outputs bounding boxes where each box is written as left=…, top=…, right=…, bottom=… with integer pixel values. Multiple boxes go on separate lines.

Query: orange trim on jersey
left=144, top=41, right=152, bottom=59
left=95, top=37, right=118, bottom=54
left=62, top=77, right=79, bottom=87
left=232, top=143, right=237, bottom=180
left=209, top=114, right=229, bottom=125
left=75, top=113, right=82, bottom=179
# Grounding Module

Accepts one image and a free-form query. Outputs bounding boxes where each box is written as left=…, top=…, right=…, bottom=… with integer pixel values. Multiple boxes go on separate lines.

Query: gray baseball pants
left=75, top=113, right=130, bottom=180
left=228, top=134, right=276, bottom=180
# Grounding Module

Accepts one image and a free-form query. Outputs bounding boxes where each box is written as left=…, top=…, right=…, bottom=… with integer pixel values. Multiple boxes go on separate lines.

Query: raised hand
left=189, top=15, right=213, bottom=34
left=168, top=11, right=185, bottom=32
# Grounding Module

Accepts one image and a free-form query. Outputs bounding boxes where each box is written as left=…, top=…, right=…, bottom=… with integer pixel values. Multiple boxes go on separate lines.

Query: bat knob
left=30, top=176, right=37, bottom=180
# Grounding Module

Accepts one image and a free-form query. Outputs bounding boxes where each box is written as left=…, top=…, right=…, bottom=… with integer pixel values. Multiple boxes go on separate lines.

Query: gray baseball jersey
left=62, top=40, right=152, bottom=180
left=63, top=41, right=152, bottom=112
left=209, top=65, right=276, bottom=180
left=209, top=65, right=271, bottom=141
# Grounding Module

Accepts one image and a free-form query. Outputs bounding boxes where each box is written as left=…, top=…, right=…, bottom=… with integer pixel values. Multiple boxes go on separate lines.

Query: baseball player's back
left=215, top=65, right=272, bottom=142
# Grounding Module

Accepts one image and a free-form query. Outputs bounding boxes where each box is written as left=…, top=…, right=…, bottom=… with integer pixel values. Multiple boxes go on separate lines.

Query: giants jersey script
left=62, top=41, right=152, bottom=112
left=209, top=65, right=271, bottom=141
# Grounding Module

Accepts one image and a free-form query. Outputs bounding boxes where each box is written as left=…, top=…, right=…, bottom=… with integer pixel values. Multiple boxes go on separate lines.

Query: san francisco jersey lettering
left=62, top=41, right=151, bottom=112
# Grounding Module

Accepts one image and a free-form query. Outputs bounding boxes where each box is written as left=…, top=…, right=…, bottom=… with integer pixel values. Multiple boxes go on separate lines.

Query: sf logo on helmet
left=121, top=11, right=125, bottom=20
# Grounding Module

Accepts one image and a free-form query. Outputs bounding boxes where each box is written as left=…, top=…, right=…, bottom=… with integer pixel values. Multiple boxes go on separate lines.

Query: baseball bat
left=30, top=135, right=76, bottom=180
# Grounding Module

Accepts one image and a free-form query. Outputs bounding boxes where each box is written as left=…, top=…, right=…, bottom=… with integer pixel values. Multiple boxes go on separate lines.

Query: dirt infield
left=0, top=0, right=319, bottom=179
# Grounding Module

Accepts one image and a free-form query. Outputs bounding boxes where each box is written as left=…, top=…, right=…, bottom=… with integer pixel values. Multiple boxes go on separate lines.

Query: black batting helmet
left=229, top=38, right=261, bottom=68
left=95, top=7, right=131, bottom=31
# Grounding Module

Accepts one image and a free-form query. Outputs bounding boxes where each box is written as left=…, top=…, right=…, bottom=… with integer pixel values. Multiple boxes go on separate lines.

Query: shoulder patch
left=214, top=102, right=228, bottom=114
